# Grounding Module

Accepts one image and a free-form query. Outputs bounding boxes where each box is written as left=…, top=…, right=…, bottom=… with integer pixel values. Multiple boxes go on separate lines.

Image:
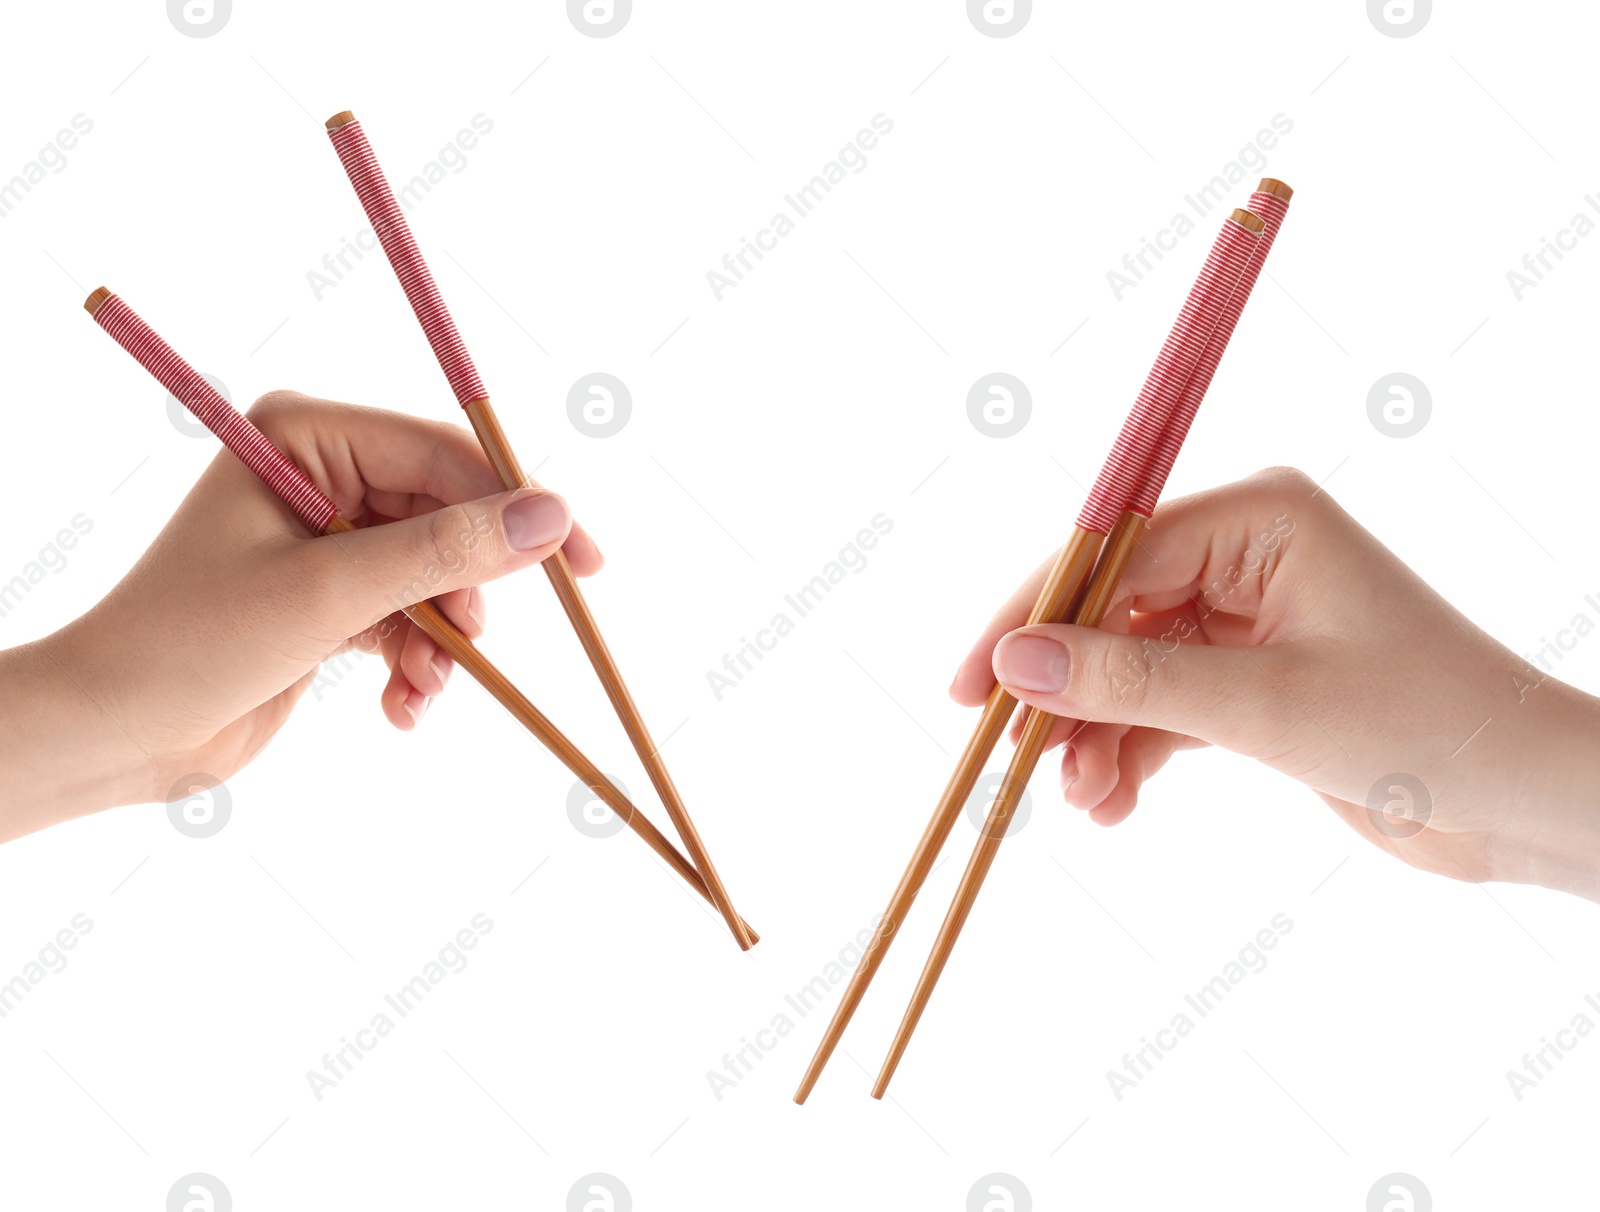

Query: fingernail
left=504, top=493, right=571, bottom=551
left=995, top=634, right=1071, bottom=693
left=429, top=654, right=453, bottom=688
left=466, top=587, right=486, bottom=631
left=404, top=690, right=431, bottom=728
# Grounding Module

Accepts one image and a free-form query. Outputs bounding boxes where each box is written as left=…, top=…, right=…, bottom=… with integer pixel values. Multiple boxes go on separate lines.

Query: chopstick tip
left=794, top=1063, right=824, bottom=1104
left=83, top=286, right=111, bottom=316
left=1257, top=177, right=1294, bottom=202
left=325, top=110, right=355, bottom=131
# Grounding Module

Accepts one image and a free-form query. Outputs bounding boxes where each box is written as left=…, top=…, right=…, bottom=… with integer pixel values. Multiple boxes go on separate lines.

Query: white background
left=1, top=1, right=1597, bottom=1208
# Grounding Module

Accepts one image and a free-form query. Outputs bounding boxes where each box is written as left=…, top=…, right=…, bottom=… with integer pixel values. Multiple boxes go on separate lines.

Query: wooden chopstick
left=791, top=529, right=1106, bottom=1103
left=795, top=203, right=1269, bottom=1102
left=868, top=515, right=1144, bottom=1096
left=869, top=184, right=1292, bottom=1096
left=322, top=111, right=755, bottom=951
left=83, top=287, right=756, bottom=944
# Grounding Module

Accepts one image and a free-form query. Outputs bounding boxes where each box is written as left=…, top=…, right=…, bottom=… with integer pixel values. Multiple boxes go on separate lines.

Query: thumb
left=992, top=623, right=1291, bottom=757
left=299, top=489, right=573, bottom=639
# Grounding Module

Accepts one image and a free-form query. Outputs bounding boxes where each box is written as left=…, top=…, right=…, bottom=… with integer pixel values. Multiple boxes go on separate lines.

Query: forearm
left=0, top=637, right=154, bottom=843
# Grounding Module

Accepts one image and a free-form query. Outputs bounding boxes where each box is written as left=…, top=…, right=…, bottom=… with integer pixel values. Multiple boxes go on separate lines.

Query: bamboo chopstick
left=795, top=203, right=1270, bottom=1103
left=322, top=111, right=754, bottom=951
left=869, top=183, right=1292, bottom=1097
left=791, top=528, right=1104, bottom=1103
left=83, top=286, right=756, bottom=943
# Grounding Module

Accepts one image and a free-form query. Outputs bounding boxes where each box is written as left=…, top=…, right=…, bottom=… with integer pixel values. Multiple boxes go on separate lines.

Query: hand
left=952, top=467, right=1600, bottom=901
left=1, top=390, right=601, bottom=841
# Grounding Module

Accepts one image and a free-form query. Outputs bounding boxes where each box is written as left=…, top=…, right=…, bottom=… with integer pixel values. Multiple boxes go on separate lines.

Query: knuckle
left=1085, top=636, right=1150, bottom=713
left=416, top=414, right=468, bottom=474
left=423, top=505, right=491, bottom=583
left=1249, top=465, right=1318, bottom=503
left=418, top=417, right=498, bottom=497
left=245, top=390, right=307, bottom=432
left=375, top=526, right=457, bottom=614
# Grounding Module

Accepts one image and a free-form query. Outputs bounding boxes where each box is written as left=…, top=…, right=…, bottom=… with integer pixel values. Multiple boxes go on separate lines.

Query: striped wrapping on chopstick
left=92, top=294, right=340, bottom=534
left=1130, top=189, right=1291, bottom=518
left=1076, top=213, right=1261, bottom=534
left=327, top=118, right=489, bottom=407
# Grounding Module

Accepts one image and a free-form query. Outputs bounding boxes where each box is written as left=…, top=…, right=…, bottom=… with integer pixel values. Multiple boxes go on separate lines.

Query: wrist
left=1493, top=681, right=1600, bottom=903
left=0, top=633, right=156, bottom=842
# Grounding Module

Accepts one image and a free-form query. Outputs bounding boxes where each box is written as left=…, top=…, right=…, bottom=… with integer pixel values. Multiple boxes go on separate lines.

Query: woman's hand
left=1, top=390, right=601, bottom=841
left=953, top=468, right=1600, bottom=901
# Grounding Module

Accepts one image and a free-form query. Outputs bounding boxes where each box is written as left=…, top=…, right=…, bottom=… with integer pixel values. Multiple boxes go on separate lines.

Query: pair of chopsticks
left=85, top=288, right=755, bottom=944
left=795, top=179, right=1294, bottom=1101
left=82, top=107, right=753, bottom=950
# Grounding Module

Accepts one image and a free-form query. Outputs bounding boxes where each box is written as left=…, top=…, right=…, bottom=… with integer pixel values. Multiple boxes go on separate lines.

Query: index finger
left=952, top=467, right=1313, bottom=706
left=249, top=391, right=604, bottom=575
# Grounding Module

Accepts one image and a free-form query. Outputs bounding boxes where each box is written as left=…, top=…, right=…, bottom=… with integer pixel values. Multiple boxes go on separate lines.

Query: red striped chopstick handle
left=1129, top=190, right=1291, bottom=518
left=1076, top=213, right=1261, bottom=534
left=91, top=294, right=340, bottom=534
left=326, top=118, right=489, bottom=408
